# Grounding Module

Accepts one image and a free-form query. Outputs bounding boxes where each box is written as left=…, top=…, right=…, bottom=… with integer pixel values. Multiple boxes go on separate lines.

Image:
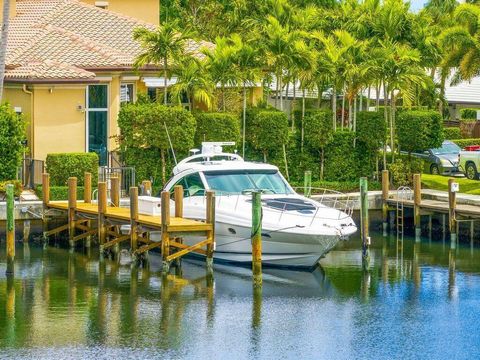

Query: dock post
left=360, top=177, right=370, bottom=266
left=142, top=180, right=152, bottom=196
left=161, top=191, right=171, bottom=272
left=304, top=171, right=312, bottom=198
left=42, top=173, right=50, bottom=244
left=111, top=176, right=121, bottom=254
left=68, top=177, right=77, bottom=248
left=413, top=173, right=422, bottom=241
left=130, top=187, right=139, bottom=255
left=174, top=185, right=184, bottom=267
left=206, top=190, right=215, bottom=273
left=84, top=172, right=92, bottom=247
left=98, top=182, right=107, bottom=253
left=251, top=191, right=262, bottom=287
left=6, top=184, right=15, bottom=276
left=448, top=179, right=457, bottom=248
left=381, top=170, right=389, bottom=235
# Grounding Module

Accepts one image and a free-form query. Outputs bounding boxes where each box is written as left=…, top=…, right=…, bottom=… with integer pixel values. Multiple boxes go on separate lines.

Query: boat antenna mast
left=164, top=122, right=178, bottom=166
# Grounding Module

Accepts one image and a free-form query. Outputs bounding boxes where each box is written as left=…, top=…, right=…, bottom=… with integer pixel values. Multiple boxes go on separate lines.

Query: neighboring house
left=444, top=76, right=480, bottom=120
left=2, top=0, right=208, bottom=165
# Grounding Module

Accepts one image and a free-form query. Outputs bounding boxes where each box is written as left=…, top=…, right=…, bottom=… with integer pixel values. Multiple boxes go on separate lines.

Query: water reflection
left=0, top=233, right=479, bottom=358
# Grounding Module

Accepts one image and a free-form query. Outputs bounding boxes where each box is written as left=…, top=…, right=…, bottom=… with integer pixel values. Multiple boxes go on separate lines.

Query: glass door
left=87, top=85, right=108, bottom=165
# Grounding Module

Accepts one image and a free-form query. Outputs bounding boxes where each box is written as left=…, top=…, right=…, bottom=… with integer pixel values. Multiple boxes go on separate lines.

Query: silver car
left=412, top=141, right=461, bottom=175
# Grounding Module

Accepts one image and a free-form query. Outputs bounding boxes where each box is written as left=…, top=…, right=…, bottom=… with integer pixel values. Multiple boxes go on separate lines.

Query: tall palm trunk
left=383, top=81, right=388, bottom=169
left=317, top=83, right=322, bottom=108
left=391, top=90, right=396, bottom=161
left=341, top=87, right=345, bottom=130
left=242, top=82, right=247, bottom=158
left=320, top=148, right=325, bottom=181
left=279, top=73, right=284, bottom=111
left=359, top=90, right=363, bottom=112
left=163, top=56, right=168, bottom=105
left=353, top=94, right=357, bottom=147
left=332, top=85, right=337, bottom=131
left=274, top=77, right=279, bottom=108
left=222, top=84, right=226, bottom=112
left=348, top=97, right=353, bottom=130
left=367, top=87, right=371, bottom=110
left=376, top=81, right=380, bottom=111
left=301, top=89, right=306, bottom=153
left=0, top=0, right=11, bottom=101
left=291, top=77, right=296, bottom=131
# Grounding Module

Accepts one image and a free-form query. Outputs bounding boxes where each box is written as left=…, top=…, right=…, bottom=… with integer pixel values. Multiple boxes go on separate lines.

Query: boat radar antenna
left=164, top=122, right=178, bottom=165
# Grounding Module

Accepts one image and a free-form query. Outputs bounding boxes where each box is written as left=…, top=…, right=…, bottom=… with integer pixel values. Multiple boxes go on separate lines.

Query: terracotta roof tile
left=6, top=60, right=96, bottom=81
left=7, top=0, right=210, bottom=81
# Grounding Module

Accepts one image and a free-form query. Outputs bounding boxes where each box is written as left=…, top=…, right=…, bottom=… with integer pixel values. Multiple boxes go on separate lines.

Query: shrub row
left=444, top=127, right=462, bottom=140
left=0, top=104, right=26, bottom=181
left=46, top=153, right=99, bottom=186
left=35, top=185, right=90, bottom=201
left=397, top=110, right=443, bottom=153
left=460, top=108, right=479, bottom=120
left=451, top=138, right=480, bottom=148
left=291, top=180, right=382, bottom=193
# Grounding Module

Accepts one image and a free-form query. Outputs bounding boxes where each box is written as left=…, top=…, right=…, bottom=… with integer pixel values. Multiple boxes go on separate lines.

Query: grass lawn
left=421, top=174, right=480, bottom=195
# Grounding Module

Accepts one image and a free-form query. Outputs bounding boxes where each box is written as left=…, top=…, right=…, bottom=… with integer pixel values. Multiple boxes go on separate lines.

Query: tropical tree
left=170, top=56, right=215, bottom=110
left=134, top=20, right=194, bottom=105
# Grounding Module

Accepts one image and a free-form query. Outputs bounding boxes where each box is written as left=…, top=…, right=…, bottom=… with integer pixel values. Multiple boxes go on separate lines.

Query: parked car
left=412, top=141, right=461, bottom=175
left=459, top=148, right=480, bottom=179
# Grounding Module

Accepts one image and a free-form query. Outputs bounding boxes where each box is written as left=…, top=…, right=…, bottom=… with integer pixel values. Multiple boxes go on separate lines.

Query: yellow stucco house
left=2, top=0, right=203, bottom=165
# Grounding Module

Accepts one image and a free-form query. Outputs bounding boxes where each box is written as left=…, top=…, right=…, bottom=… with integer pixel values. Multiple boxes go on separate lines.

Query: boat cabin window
left=203, top=170, right=293, bottom=195
left=173, top=173, right=205, bottom=197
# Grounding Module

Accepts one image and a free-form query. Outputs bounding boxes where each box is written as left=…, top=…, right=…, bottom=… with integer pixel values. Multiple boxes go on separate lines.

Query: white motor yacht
left=161, top=142, right=357, bottom=270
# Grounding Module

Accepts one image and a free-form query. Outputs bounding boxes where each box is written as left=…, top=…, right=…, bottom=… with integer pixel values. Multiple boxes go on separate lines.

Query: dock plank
left=386, top=198, right=480, bottom=217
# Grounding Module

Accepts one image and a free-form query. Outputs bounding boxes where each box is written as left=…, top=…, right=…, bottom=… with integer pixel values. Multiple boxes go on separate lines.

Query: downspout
left=22, top=84, right=34, bottom=158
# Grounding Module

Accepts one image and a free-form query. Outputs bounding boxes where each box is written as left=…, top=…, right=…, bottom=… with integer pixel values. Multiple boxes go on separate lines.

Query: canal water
left=0, top=232, right=479, bottom=359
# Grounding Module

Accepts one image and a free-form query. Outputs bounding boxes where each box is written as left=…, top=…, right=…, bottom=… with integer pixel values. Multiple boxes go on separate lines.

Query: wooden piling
left=251, top=191, right=262, bottom=287
left=98, top=182, right=107, bottom=250
left=6, top=184, right=15, bottom=275
left=174, top=185, right=184, bottom=218
left=413, top=173, right=422, bottom=241
left=360, top=177, right=369, bottom=265
left=381, top=170, right=389, bottom=234
left=161, top=191, right=171, bottom=272
left=42, top=173, right=50, bottom=242
left=84, top=172, right=92, bottom=204
left=130, top=187, right=139, bottom=253
left=142, top=180, right=152, bottom=196
left=448, top=178, right=457, bottom=248
left=68, top=177, right=77, bottom=247
left=206, top=190, right=215, bottom=272
left=111, top=175, right=120, bottom=207
left=304, top=170, right=312, bottom=198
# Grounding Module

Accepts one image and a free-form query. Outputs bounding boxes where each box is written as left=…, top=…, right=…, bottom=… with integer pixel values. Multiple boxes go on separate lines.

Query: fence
left=98, top=166, right=136, bottom=197
left=18, top=158, right=44, bottom=189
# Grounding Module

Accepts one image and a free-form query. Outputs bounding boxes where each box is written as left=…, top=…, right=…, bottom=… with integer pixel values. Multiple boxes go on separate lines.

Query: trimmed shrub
left=194, top=112, right=240, bottom=145
left=452, top=138, right=480, bottom=148
left=397, top=110, right=444, bottom=154
left=0, top=180, right=23, bottom=197
left=460, top=108, right=479, bottom=120
left=0, top=104, right=26, bottom=181
left=324, top=131, right=357, bottom=182
left=249, top=110, right=289, bottom=161
left=304, top=110, right=334, bottom=180
left=36, top=185, right=88, bottom=201
left=443, top=127, right=462, bottom=140
left=356, top=111, right=387, bottom=150
left=388, top=158, right=424, bottom=187
left=46, top=153, right=99, bottom=186
left=118, top=103, right=196, bottom=185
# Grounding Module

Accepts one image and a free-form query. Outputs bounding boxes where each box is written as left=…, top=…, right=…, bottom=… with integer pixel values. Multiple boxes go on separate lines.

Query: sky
left=409, top=0, right=425, bottom=11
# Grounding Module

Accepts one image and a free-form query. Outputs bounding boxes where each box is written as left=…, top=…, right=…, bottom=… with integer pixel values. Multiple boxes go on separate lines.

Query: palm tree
left=0, top=0, right=11, bottom=101
left=202, top=36, right=240, bottom=111
left=134, top=20, right=194, bottom=105
left=170, top=56, right=215, bottom=111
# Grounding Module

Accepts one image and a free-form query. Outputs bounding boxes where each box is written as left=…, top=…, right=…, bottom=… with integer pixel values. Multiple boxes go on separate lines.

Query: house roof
left=5, top=0, right=209, bottom=83
left=444, top=76, right=480, bottom=105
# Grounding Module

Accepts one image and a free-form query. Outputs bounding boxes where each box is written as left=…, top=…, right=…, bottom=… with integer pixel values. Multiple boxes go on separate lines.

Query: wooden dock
left=382, top=171, right=480, bottom=244
left=41, top=172, right=215, bottom=270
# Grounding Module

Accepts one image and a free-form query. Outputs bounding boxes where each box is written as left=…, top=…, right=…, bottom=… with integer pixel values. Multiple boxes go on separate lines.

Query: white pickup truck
left=459, top=147, right=480, bottom=179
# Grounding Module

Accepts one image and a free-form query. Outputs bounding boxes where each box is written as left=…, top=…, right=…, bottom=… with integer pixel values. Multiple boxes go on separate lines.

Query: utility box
left=138, top=196, right=162, bottom=216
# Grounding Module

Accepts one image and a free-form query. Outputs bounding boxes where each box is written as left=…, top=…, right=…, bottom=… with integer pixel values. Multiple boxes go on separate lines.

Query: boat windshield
left=203, top=170, right=293, bottom=195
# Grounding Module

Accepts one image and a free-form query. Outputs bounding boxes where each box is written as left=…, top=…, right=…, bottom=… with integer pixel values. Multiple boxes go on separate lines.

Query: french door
left=86, top=84, right=108, bottom=166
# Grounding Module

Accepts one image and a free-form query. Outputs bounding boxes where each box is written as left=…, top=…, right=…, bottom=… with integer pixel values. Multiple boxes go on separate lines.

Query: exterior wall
left=32, top=86, right=86, bottom=161
left=108, top=75, right=120, bottom=151
left=0, top=0, right=16, bottom=22
left=4, top=86, right=32, bottom=152
left=81, top=0, right=159, bottom=25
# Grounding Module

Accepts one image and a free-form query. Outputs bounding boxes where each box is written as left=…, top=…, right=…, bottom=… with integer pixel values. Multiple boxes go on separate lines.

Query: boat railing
left=193, top=188, right=354, bottom=222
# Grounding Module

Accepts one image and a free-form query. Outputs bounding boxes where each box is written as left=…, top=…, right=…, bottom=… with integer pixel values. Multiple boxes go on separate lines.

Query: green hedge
left=194, top=112, right=240, bottom=146
left=460, top=108, right=479, bottom=120
left=249, top=110, right=289, bottom=159
left=444, top=127, right=462, bottom=140
left=35, top=185, right=90, bottom=201
left=291, top=180, right=382, bottom=193
left=451, top=138, right=480, bottom=148
left=324, top=131, right=357, bottom=181
left=397, top=110, right=444, bottom=153
left=0, top=180, right=23, bottom=197
left=0, top=104, right=26, bottom=180
left=46, top=153, right=99, bottom=186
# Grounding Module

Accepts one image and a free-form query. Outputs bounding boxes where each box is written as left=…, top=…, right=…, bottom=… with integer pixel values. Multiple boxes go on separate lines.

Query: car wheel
left=430, top=164, right=440, bottom=175
left=466, top=163, right=479, bottom=180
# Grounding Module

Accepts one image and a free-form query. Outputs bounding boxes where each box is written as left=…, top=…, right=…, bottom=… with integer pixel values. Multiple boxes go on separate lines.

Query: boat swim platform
left=41, top=173, right=215, bottom=270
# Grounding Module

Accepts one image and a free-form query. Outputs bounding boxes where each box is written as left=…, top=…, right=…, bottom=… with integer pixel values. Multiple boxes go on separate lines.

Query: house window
left=147, top=87, right=157, bottom=102
left=86, top=84, right=108, bottom=166
left=120, top=83, right=135, bottom=104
